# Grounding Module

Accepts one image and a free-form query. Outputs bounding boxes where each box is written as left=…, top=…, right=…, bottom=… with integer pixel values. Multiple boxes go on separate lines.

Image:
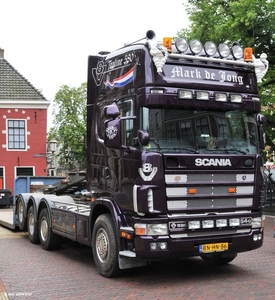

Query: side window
left=117, top=99, right=134, bottom=146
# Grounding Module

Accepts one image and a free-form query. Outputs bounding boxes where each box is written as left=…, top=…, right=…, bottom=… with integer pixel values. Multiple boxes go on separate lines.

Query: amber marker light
left=228, top=187, right=236, bottom=193
left=120, top=231, right=133, bottom=240
left=188, top=188, right=197, bottom=194
left=163, top=37, right=172, bottom=52
left=244, top=47, right=253, bottom=62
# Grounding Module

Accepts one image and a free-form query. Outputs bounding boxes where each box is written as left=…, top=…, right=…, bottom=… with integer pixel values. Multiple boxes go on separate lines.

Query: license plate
left=199, top=242, right=228, bottom=253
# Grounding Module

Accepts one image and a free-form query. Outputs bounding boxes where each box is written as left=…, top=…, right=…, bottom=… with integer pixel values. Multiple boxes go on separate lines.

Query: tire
left=201, top=254, right=236, bottom=265
left=17, top=198, right=27, bottom=231
left=39, top=208, right=63, bottom=250
left=92, top=214, right=120, bottom=277
left=27, top=206, right=40, bottom=244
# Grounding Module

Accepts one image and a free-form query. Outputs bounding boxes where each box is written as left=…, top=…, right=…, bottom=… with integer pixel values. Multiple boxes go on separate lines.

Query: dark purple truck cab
left=85, top=32, right=268, bottom=275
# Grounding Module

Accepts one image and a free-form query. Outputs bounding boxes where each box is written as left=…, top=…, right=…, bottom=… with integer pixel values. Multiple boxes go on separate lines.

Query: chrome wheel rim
left=28, top=212, right=35, bottom=235
left=40, top=217, right=48, bottom=242
left=96, top=229, right=109, bottom=263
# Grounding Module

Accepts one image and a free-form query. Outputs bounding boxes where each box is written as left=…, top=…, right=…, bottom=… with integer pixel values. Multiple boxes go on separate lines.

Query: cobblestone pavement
left=0, top=215, right=275, bottom=300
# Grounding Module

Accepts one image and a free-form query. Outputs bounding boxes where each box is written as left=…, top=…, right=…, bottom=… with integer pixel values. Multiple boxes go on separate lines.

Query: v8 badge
left=138, top=163, right=158, bottom=181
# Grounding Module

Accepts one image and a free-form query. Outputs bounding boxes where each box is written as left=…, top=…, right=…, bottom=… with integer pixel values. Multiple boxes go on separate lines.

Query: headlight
left=190, top=39, right=203, bottom=55
left=252, top=217, right=262, bottom=228
left=178, top=90, right=193, bottom=99
left=215, top=93, right=227, bottom=102
left=232, top=44, right=243, bottom=59
left=134, top=223, right=168, bottom=236
left=175, top=38, right=189, bottom=53
left=230, top=94, right=242, bottom=103
left=204, top=41, right=217, bottom=57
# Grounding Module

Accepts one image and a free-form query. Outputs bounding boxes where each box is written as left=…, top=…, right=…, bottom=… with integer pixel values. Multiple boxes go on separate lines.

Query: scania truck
left=15, top=30, right=268, bottom=277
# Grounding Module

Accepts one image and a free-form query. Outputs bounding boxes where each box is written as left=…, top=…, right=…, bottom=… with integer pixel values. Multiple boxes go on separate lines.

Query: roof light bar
left=174, top=37, right=245, bottom=61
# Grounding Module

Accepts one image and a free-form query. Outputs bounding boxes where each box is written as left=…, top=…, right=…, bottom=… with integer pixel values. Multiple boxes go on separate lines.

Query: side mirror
left=104, top=118, right=121, bottom=148
left=257, top=114, right=266, bottom=125
left=257, top=114, right=266, bottom=150
left=137, top=130, right=150, bottom=146
left=104, top=104, right=120, bottom=118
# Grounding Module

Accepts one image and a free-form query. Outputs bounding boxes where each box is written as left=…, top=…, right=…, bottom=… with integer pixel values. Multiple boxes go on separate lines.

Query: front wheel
left=39, top=208, right=63, bottom=250
left=201, top=253, right=236, bottom=265
left=92, top=214, right=120, bottom=277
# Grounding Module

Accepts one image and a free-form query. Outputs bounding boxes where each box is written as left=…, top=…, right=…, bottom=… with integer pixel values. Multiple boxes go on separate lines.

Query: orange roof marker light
left=163, top=37, right=172, bottom=53
left=244, top=47, right=253, bottom=62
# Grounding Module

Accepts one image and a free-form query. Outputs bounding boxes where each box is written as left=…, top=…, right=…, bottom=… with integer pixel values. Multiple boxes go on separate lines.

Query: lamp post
left=49, top=140, right=57, bottom=176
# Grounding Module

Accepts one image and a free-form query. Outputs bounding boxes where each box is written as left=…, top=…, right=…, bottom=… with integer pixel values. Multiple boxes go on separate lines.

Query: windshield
left=141, top=108, right=258, bottom=154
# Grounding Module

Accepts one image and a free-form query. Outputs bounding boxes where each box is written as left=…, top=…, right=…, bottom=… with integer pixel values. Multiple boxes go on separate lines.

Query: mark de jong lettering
left=171, top=66, right=244, bottom=85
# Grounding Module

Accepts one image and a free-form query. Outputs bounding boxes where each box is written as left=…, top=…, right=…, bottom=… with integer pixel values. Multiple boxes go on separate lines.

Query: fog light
left=188, top=221, right=200, bottom=229
left=150, top=242, right=168, bottom=251
left=229, top=218, right=240, bottom=227
left=202, top=220, right=214, bottom=228
left=216, top=219, right=227, bottom=227
left=253, top=233, right=262, bottom=242
left=150, top=243, right=157, bottom=250
left=160, top=242, right=168, bottom=250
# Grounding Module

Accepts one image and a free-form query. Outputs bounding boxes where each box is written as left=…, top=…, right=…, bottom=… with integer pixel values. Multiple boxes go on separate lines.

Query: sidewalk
left=0, top=208, right=15, bottom=230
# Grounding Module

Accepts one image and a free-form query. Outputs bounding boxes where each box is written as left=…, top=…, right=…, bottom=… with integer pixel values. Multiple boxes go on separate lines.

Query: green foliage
left=180, top=0, right=275, bottom=150
left=47, top=83, right=87, bottom=171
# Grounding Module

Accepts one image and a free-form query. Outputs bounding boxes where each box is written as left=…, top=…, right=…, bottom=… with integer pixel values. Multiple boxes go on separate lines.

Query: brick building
left=0, top=48, right=50, bottom=194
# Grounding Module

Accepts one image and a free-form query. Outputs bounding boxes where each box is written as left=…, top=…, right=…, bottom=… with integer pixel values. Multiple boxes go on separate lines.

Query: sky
left=0, top=0, right=190, bottom=129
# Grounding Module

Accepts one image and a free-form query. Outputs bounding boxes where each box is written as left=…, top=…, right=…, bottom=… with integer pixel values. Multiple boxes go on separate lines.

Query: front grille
left=165, top=172, right=254, bottom=212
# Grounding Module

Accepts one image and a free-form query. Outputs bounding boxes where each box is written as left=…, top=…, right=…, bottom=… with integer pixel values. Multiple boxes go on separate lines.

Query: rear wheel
left=27, top=206, right=39, bottom=244
left=39, top=208, right=63, bottom=250
left=17, top=198, right=27, bottom=231
left=92, top=214, right=120, bottom=277
left=201, top=253, right=236, bottom=265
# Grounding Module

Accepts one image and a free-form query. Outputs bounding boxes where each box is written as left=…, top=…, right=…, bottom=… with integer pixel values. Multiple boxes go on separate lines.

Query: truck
left=14, top=30, right=269, bottom=277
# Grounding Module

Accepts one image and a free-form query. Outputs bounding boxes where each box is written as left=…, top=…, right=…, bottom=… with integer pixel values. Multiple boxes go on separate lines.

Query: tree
left=47, top=83, right=87, bottom=171
left=178, top=0, right=275, bottom=151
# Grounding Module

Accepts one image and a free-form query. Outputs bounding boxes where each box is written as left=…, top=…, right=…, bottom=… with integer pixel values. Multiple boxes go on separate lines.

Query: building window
left=180, top=120, right=193, bottom=141
left=8, top=120, right=26, bottom=150
left=196, top=117, right=210, bottom=136
left=16, top=167, right=33, bottom=176
left=215, top=117, right=228, bottom=140
left=166, top=123, right=176, bottom=138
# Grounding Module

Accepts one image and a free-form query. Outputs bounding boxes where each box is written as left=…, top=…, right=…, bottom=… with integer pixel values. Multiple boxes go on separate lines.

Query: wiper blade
left=224, top=148, right=247, bottom=154
left=159, top=147, right=199, bottom=153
